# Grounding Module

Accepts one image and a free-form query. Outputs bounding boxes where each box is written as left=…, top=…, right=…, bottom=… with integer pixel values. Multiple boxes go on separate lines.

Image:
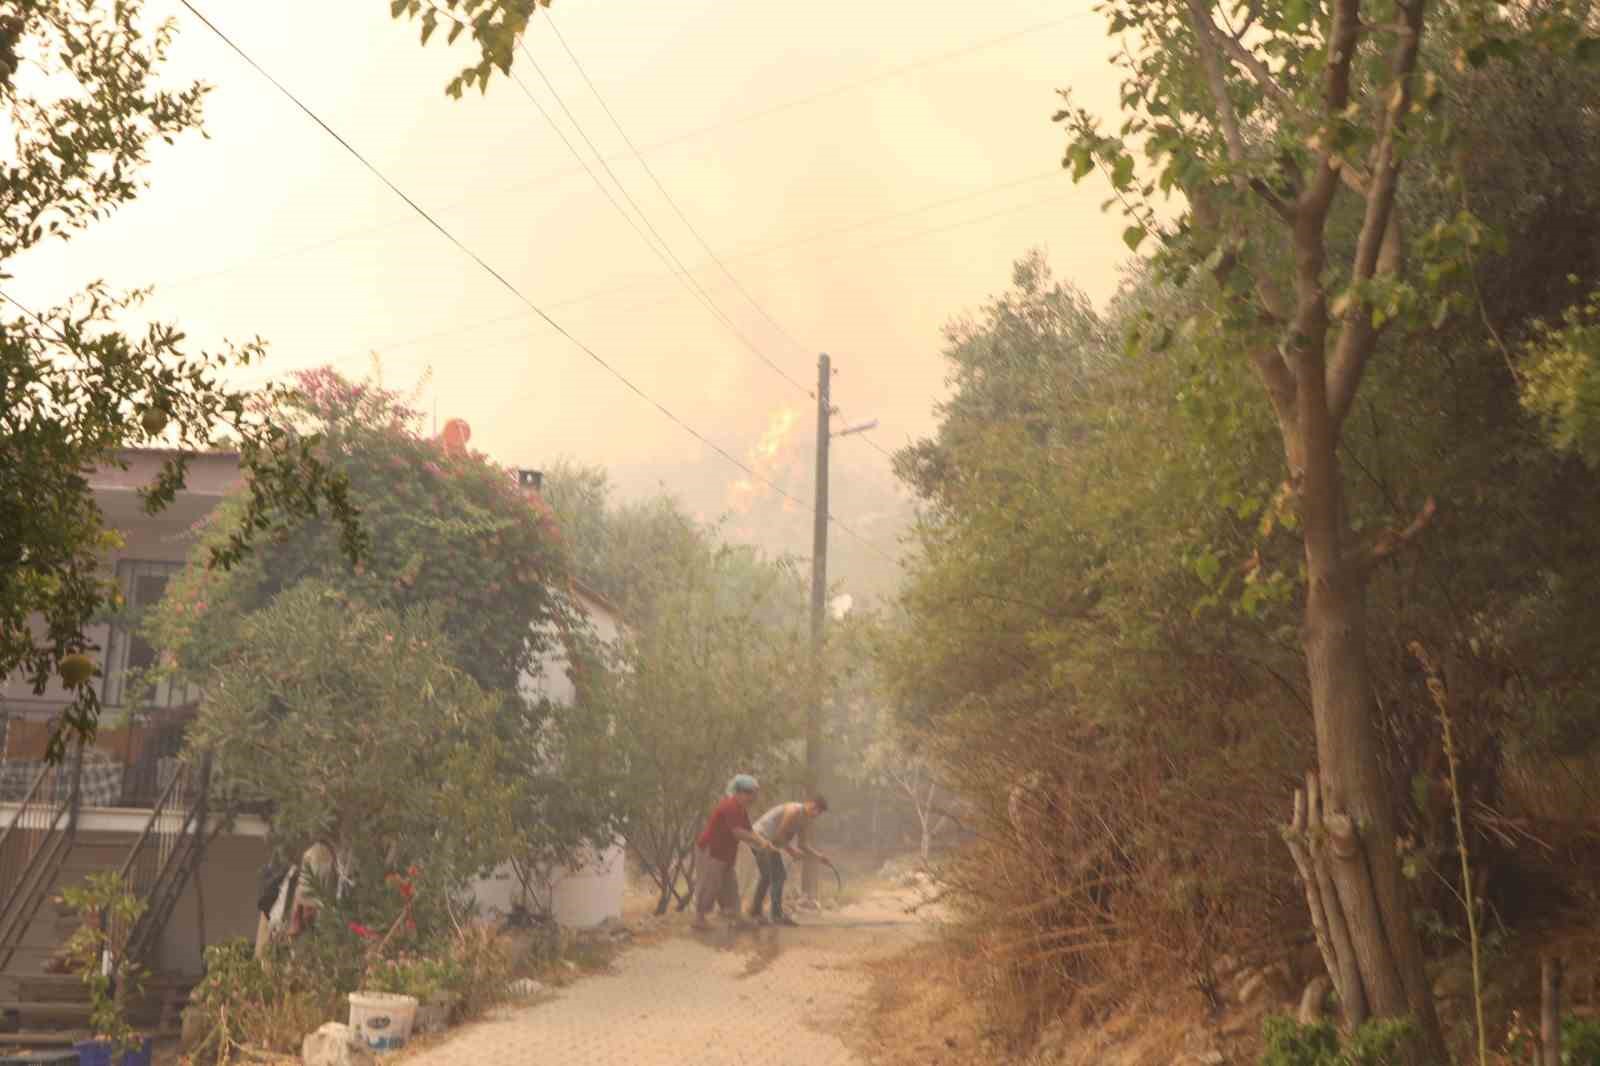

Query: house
left=0, top=445, right=625, bottom=1039
left=0, top=449, right=269, bottom=1038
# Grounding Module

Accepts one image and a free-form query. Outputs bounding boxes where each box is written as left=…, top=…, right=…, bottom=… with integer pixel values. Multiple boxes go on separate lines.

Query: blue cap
left=729, top=774, right=759, bottom=794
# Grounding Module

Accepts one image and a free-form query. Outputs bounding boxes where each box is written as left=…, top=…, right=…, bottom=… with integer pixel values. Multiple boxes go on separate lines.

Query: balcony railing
left=0, top=713, right=191, bottom=810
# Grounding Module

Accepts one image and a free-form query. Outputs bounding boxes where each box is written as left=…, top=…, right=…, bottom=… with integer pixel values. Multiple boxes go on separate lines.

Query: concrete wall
left=472, top=590, right=626, bottom=929
left=154, top=834, right=270, bottom=975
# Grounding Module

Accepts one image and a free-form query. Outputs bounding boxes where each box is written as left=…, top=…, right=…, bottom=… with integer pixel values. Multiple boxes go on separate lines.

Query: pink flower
left=349, top=922, right=376, bottom=939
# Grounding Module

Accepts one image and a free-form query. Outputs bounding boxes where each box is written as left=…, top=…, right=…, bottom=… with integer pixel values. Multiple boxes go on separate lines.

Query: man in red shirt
left=691, top=774, right=774, bottom=930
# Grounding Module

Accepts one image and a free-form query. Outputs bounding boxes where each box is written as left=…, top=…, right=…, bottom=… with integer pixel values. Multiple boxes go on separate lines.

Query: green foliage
left=1562, top=1016, right=1600, bottom=1066
left=1260, top=1016, right=1416, bottom=1066
left=58, top=872, right=148, bottom=1054
left=1520, top=286, right=1600, bottom=468
left=149, top=368, right=624, bottom=883
left=151, top=369, right=567, bottom=696
left=0, top=0, right=362, bottom=758
left=363, top=954, right=463, bottom=1002
left=182, top=584, right=511, bottom=883
left=385, top=0, right=549, bottom=97
left=539, top=467, right=809, bottom=910
left=186, top=939, right=334, bottom=1062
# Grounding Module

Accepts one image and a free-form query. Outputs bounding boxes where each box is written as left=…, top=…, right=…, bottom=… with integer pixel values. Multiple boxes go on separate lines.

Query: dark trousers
left=750, top=850, right=788, bottom=917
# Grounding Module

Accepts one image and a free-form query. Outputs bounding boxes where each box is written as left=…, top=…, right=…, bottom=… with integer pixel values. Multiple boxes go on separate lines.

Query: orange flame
left=727, top=407, right=803, bottom=514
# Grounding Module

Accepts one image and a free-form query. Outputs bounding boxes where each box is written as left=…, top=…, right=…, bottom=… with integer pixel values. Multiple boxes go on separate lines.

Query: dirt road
left=403, top=892, right=931, bottom=1066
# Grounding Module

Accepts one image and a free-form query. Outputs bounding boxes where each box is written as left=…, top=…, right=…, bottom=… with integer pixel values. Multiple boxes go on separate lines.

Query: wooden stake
left=1541, top=955, right=1562, bottom=1066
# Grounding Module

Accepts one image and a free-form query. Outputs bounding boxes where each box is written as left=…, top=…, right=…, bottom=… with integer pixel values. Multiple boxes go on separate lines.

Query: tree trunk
left=1541, top=956, right=1562, bottom=1066
left=1289, top=403, right=1446, bottom=1059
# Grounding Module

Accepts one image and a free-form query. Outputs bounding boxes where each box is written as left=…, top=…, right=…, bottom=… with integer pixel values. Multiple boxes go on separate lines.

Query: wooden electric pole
left=802, top=352, right=831, bottom=901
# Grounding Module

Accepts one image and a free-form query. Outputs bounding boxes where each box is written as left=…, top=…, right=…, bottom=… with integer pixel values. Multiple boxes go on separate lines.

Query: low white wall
left=469, top=842, right=625, bottom=929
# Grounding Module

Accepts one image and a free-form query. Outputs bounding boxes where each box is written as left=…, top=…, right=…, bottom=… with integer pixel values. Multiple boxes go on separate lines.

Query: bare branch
left=1326, top=0, right=1425, bottom=432
left=1348, top=496, right=1437, bottom=579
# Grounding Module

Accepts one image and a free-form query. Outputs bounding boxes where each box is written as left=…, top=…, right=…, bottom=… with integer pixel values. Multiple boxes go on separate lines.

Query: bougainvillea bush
left=151, top=368, right=571, bottom=691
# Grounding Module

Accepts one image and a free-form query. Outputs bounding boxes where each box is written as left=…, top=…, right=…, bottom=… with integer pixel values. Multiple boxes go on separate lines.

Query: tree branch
left=1185, top=0, right=1252, bottom=179
left=1346, top=496, right=1436, bottom=580
left=1326, top=0, right=1425, bottom=433
left=1303, top=0, right=1365, bottom=226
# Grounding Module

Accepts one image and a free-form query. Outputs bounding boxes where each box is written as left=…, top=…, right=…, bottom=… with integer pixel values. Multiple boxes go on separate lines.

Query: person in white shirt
left=747, top=795, right=829, bottom=926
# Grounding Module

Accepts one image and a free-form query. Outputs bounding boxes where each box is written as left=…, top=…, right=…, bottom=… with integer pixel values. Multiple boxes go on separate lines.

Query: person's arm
left=733, top=827, right=775, bottom=850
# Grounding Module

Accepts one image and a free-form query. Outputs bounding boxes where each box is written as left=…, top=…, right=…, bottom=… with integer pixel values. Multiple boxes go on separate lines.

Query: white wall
left=471, top=589, right=625, bottom=929
left=155, top=834, right=271, bottom=975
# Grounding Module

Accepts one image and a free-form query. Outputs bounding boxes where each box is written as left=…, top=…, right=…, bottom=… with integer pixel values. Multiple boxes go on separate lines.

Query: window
left=102, top=560, right=196, bottom=709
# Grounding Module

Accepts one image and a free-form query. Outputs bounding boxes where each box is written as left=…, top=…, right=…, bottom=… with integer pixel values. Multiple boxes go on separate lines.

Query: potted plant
left=367, top=956, right=456, bottom=1034
left=58, top=873, right=152, bottom=1066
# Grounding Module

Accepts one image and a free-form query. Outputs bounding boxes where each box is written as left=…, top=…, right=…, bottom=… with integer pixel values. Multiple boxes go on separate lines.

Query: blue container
left=71, top=1039, right=150, bottom=1066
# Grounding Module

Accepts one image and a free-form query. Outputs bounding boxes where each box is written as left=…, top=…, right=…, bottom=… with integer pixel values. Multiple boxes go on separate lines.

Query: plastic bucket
left=348, top=992, right=418, bottom=1052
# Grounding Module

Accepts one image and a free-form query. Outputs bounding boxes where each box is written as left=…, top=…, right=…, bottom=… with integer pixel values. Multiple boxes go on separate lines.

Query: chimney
left=516, top=468, right=543, bottom=492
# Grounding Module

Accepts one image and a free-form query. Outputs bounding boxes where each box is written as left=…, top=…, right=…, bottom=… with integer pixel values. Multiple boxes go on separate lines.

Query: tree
left=149, top=369, right=621, bottom=878
left=0, top=0, right=361, bottom=758
left=550, top=481, right=808, bottom=915
left=187, top=584, right=508, bottom=883
left=150, top=369, right=569, bottom=695
left=1059, top=0, right=1597, bottom=1051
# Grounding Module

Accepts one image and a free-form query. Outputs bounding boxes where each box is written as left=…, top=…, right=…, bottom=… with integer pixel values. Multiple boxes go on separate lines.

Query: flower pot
left=72, top=1038, right=151, bottom=1066
left=348, top=991, right=418, bottom=1052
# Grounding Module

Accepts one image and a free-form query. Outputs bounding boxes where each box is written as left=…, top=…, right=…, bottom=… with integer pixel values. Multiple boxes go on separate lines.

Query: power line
left=511, top=44, right=812, bottom=395
left=299, top=176, right=1073, bottom=417
left=542, top=16, right=900, bottom=460
left=174, top=0, right=895, bottom=563
left=544, top=16, right=812, bottom=363
left=145, top=14, right=1086, bottom=294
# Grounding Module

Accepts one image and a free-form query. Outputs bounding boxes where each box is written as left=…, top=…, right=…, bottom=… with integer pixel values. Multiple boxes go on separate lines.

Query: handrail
left=0, top=761, right=52, bottom=857
left=115, top=762, right=188, bottom=885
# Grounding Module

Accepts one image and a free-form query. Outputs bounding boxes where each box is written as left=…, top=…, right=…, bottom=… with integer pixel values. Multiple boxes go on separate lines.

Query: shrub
left=1260, top=1016, right=1415, bottom=1066
left=186, top=939, right=339, bottom=1062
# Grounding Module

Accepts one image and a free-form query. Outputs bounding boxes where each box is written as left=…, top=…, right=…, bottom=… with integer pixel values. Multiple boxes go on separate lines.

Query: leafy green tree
left=188, top=584, right=508, bottom=884
left=151, top=369, right=568, bottom=694
left=149, top=369, right=621, bottom=878
left=1057, top=0, right=1600, bottom=1050
left=541, top=470, right=809, bottom=914
left=0, top=0, right=362, bottom=757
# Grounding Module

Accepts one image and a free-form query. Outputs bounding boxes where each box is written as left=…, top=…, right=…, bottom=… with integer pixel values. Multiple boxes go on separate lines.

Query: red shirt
left=697, top=796, right=751, bottom=863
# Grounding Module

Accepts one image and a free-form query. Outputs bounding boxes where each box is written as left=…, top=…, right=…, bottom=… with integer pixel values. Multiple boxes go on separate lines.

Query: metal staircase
left=118, top=752, right=217, bottom=969
left=0, top=749, right=218, bottom=1044
left=0, top=747, right=83, bottom=975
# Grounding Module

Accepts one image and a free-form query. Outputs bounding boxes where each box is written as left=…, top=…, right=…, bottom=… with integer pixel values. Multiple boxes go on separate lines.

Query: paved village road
left=401, top=892, right=930, bottom=1066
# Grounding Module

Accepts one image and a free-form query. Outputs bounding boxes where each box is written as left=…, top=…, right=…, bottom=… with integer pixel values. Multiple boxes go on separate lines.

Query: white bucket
left=348, top=991, right=418, bottom=1052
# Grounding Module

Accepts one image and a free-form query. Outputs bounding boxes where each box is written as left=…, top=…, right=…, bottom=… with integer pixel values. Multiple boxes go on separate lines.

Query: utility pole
left=802, top=352, right=831, bottom=902
left=801, top=354, right=876, bottom=903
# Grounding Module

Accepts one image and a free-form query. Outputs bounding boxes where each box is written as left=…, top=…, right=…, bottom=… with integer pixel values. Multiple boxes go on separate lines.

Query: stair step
left=0, top=1003, right=92, bottom=1021
left=0, top=1031, right=87, bottom=1047
left=0, top=1029, right=179, bottom=1047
